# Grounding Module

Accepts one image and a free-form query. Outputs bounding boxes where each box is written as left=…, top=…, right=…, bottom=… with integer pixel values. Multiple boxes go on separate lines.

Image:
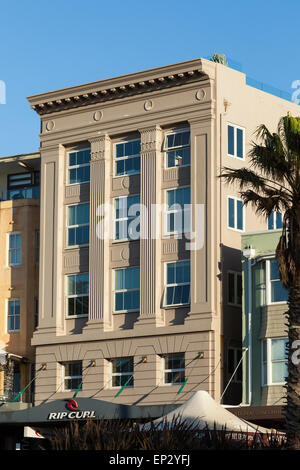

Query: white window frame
left=261, top=338, right=288, bottom=386
left=113, top=138, right=141, bottom=177
left=113, top=194, right=140, bottom=242
left=164, top=260, right=190, bottom=308
left=227, top=347, right=242, bottom=383
left=110, top=357, right=134, bottom=389
left=267, top=211, right=283, bottom=230
left=66, top=202, right=90, bottom=248
left=7, top=298, right=20, bottom=333
left=7, top=232, right=21, bottom=267
left=113, top=267, right=140, bottom=313
left=162, top=353, right=185, bottom=386
left=227, top=196, right=245, bottom=232
left=265, top=258, right=288, bottom=305
left=227, top=123, right=245, bottom=160
left=227, top=271, right=242, bottom=307
left=164, top=186, right=191, bottom=236
left=164, top=128, right=190, bottom=169
left=62, top=361, right=82, bottom=392
left=65, top=273, right=89, bottom=318
left=66, top=148, right=91, bottom=186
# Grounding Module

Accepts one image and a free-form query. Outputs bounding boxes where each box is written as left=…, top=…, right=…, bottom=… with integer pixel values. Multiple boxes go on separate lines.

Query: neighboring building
left=26, top=58, right=299, bottom=408
left=238, top=229, right=288, bottom=427
left=0, top=153, right=40, bottom=406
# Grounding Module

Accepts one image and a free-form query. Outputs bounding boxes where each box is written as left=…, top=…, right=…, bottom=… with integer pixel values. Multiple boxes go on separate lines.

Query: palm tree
left=220, top=114, right=300, bottom=449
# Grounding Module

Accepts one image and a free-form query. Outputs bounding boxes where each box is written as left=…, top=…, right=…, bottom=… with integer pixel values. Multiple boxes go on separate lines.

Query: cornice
left=27, top=59, right=215, bottom=116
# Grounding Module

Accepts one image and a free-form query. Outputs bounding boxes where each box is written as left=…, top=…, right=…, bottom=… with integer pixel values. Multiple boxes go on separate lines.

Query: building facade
left=241, top=229, right=288, bottom=409
left=0, top=153, right=40, bottom=406
left=27, top=58, right=299, bottom=407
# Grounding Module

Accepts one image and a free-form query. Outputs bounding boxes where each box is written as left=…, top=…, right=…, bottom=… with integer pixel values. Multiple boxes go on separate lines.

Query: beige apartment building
left=0, top=153, right=40, bottom=406
left=27, top=58, right=299, bottom=408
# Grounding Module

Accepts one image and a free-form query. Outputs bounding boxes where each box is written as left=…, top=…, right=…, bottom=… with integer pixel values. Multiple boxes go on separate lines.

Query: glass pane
left=271, top=280, right=288, bottom=302
left=75, top=274, right=89, bottom=295
left=237, top=200, right=243, bottom=230
left=228, top=198, right=235, bottom=228
left=166, top=286, right=174, bottom=305
left=113, top=358, right=133, bottom=373
left=228, top=125, right=234, bottom=155
left=124, top=267, right=140, bottom=289
left=124, top=290, right=139, bottom=310
left=270, top=259, right=280, bottom=281
left=68, top=298, right=75, bottom=316
left=76, top=226, right=89, bottom=245
left=268, top=213, right=274, bottom=230
left=272, top=361, right=287, bottom=383
left=181, top=284, right=190, bottom=304
left=115, top=292, right=124, bottom=311
left=116, top=160, right=125, bottom=176
left=76, top=203, right=90, bottom=225
left=271, top=338, right=288, bottom=361
left=236, top=128, right=243, bottom=158
left=237, top=274, right=242, bottom=305
left=276, top=212, right=283, bottom=229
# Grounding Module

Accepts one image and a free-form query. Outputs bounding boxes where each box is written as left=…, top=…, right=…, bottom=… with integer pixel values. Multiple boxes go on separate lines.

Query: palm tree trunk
left=285, top=220, right=300, bottom=449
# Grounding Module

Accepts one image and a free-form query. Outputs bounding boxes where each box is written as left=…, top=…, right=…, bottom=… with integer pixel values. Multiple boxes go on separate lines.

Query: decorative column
left=33, top=144, right=65, bottom=338
left=84, top=135, right=112, bottom=332
left=136, top=125, right=163, bottom=328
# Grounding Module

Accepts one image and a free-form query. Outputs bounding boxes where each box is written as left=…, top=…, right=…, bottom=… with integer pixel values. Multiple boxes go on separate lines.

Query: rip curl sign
left=47, top=399, right=96, bottom=421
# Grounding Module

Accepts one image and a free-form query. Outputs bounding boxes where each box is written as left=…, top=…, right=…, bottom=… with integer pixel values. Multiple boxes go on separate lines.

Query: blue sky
left=0, top=0, right=299, bottom=157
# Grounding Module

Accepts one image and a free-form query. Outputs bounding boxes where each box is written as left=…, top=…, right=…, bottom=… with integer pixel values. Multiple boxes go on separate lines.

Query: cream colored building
left=0, top=153, right=40, bottom=405
left=27, top=58, right=299, bottom=407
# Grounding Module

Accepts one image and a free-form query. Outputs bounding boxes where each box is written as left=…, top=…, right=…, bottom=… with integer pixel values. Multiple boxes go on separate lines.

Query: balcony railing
left=0, top=186, right=40, bottom=201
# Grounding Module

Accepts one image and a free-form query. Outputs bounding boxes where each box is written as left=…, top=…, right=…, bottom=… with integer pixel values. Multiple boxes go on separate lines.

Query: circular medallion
left=195, top=89, right=206, bottom=101
left=45, top=120, right=55, bottom=131
left=144, top=100, right=153, bottom=111
left=93, top=110, right=103, bottom=121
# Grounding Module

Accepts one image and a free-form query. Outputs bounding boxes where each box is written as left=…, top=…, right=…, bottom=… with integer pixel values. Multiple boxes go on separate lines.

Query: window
left=67, top=149, right=90, bottom=184
left=165, top=260, right=190, bottom=306
left=7, top=299, right=20, bottom=332
left=228, top=271, right=242, bottom=306
left=162, top=353, right=185, bottom=385
left=164, top=129, right=190, bottom=168
left=67, top=203, right=90, bottom=246
left=268, top=212, right=283, bottom=230
left=227, top=124, right=244, bottom=159
left=114, top=139, right=140, bottom=176
left=62, top=362, right=82, bottom=391
left=7, top=171, right=40, bottom=189
left=8, top=233, right=21, bottom=266
left=165, top=187, right=190, bottom=235
left=110, top=357, right=134, bottom=388
left=262, top=338, right=288, bottom=385
left=228, top=196, right=244, bottom=231
left=114, top=267, right=140, bottom=312
left=266, top=258, right=288, bottom=304
left=66, top=273, right=89, bottom=317
left=114, top=195, right=140, bottom=241
left=228, top=347, right=242, bottom=383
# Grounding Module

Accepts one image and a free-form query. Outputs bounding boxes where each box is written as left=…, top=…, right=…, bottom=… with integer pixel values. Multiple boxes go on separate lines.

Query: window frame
left=227, top=123, right=245, bottom=160
left=227, top=271, right=242, bottom=307
left=164, top=128, right=191, bottom=169
left=113, top=194, right=140, bottom=242
left=261, top=338, right=288, bottom=386
left=267, top=211, right=283, bottom=231
left=227, top=196, right=245, bottom=232
left=162, top=353, right=185, bottom=386
left=66, top=202, right=90, bottom=248
left=164, top=260, right=191, bottom=308
left=113, top=138, right=141, bottom=177
left=62, top=361, right=83, bottom=392
left=65, top=272, right=89, bottom=318
left=265, top=258, right=288, bottom=305
left=113, top=266, right=140, bottom=313
left=164, top=185, right=191, bottom=237
left=7, top=298, right=20, bottom=333
left=66, top=148, right=91, bottom=186
left=110, top=357, right=134, bottom=389
left=7, top=232, right=21, bottom=267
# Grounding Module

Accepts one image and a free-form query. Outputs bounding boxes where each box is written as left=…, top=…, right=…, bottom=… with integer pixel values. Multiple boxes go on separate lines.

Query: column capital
left=138, top=125, right=163, bottom=153
left=89, top=134, right=111, bottom=161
